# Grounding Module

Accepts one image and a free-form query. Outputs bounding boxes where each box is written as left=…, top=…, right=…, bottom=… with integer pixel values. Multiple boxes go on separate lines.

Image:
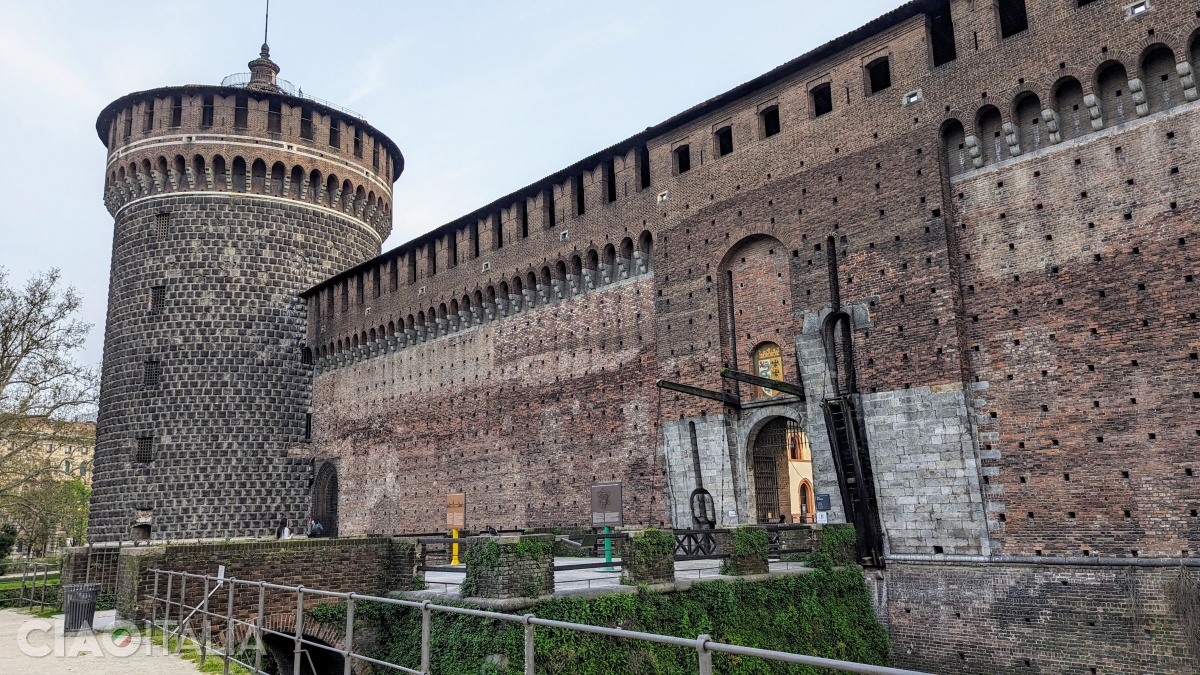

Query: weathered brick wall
left=887, top=561, right=1200, bottom=674
left=116, top=536, right=417, bottom=622
left=309, top=276, right=664, bottom=535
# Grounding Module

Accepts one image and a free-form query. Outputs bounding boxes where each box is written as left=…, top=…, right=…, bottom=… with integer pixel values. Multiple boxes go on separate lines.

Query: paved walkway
left=0, top=608, right=202, bottom=674
left=424, top=557, right=810, bottom=595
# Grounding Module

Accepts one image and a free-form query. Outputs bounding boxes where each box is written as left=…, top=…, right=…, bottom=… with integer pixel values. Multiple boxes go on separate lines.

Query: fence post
left=176, top=575, right=186, bottom=654
left=523, top=614, right=536, bottom=675
left=201, top=576, right=210, bottom=665
left=164, top=573, right=173, bottom=653
left=343, top=594, right=356, bottom=675
left=254, top=582, right=265, bottom=674
left=224, top=578, right=235, bottom=675
left=696, top=634, right=712, bottom=675
left=19, top=562, right=28, bottom=611
left=294, top=586, right=305, bottom=675
left=39, top=563, right=47, bottom=610
left=419, top=600, right=431, bottom=673
left=150, top=570, right=159, bottom=656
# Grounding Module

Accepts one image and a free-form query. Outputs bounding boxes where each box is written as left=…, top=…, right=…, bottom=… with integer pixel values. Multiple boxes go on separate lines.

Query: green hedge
left=312, top=565, right=888, bottom=674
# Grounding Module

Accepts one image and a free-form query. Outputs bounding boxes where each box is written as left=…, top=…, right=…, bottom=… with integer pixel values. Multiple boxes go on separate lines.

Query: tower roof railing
left=220, top=72, right=363, bottom=120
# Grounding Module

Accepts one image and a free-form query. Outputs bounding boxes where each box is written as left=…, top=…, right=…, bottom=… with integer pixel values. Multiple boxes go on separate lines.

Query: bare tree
left=0, top=268, right=97, bottom=503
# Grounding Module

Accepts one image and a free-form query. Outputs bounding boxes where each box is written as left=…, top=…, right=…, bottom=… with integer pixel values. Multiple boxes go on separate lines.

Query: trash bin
left=63, top=583, right=100, bottom=635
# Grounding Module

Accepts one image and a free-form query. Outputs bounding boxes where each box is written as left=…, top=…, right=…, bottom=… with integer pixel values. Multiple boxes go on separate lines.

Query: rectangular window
left=470, top=222, right=480, bottom=258
left=761, top=106, right=781, bottom=137
left=638, top=145, right=651, bottom=189
left=546, top=189, right=556, bottom=227
left=143, top=100, right=155, bottom=132
left=427, top=241, right=438, bottom=274
left=124, top=113, right=133, bottom=140
left=135, top=437, right=154, bottom=464
left=519, top=201, right=529, bottom=238
left=998, top=0, right=1029, bottom=39
left=170, top=96, right=182, bottom=127
left=605, top=160, right=617, bottom=202
left=353, top=128, right=363, bottom=158
left=142, top=360, right=161, bottom=387
left=300, top=108, right=313, bottom=140
left=234, top=96, right=248, bottom=129
left=150, top=286, right=166, bottom=314
left=373, top=267, right=381, bottom=297
left=448, top=233, right=458, bottom=268
left=929, top=1, right=958, bottom=66
left=328, top=119, right=340, bottom=148
left=201, top=95, right=214, bottom=127
left=573, top=174, right=586, bottom=215
left=866, top=57, right=892, bottom=94
left=389, top=258, right=399, bottom=291
left=715, top=126, right=734, bottom=157
left=155, top=212, right=170, bottom=238
left=267, top=100, right=282, bottom=133
left=492, top=213, right=504, bottom=250
left=674, top=145, right=691, bottom=174
left=326, top=288, right=334, bottom=316
left=304, top=413, right=312, bottom=440
left=811, top=84, right=833, bottom=117
left=341, top=281, right=349, bottom=312
left=407, top=254, right=417, bottom=284
left=356, top=274, right=365, bottom=304
left=372, top=141, right=380, bottom=170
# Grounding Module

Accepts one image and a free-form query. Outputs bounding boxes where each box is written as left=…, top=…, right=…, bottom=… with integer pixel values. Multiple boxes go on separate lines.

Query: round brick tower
left=90, top=45, right=402, bottom=542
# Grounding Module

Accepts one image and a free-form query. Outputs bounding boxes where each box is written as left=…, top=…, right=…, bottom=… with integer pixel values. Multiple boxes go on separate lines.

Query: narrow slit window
left=519, top=201, right=529, bottom=238
left=135, top=437, right=154, bottom=464
left=372, top=141, right=380, bottom=170
left=300, top=108, right=313, bottom=139
left=234, top=96, right=248, bottom=129
left=328, top=119, right=340, bottom=148
left=761, top=106, right=781, bottom=137
left=546, top=189, right=557, bottom=227
left=675, top=145, right=692, bottom=174
left=866, top=57, right=892, bottom=94
left=267, top=100, right=282, bottom=133
left=929, top=1, right=957, bottom=66
left=143, top=100, right=155, bottom=132
left=811, top=84, right=833, bottom=117
left=155, top=212, right=170, bottom=238
left=638, top=145, right=651, bottom=189
left=123, top=112, right=133, bottom=140
left=150, top=286, right=166, bottom=314
left=170, top=96, right=182, bottom=128
left=605, top=160, right=617, bottom=202
left=715, top=126, right=733, bottom=157
left=427, top=241, right=438, bottom=274
left=142, top=360, right=161, bottom=387
left=353, top=128, right=363, bottom=158
left=200, top=95, right=214, bottom=127
left=356, top=274, right=365, bottom=304
left=493, top=213, right=504, bottom=250
left=574, top=174, right=586, bottom=215
left=470, top=222, right=480, bottom=258
left=998, top=0, right=1029, bottom=39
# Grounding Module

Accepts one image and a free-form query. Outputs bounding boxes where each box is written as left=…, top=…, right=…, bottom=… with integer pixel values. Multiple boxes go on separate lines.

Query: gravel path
left=0, top=608, right=203, bottom=674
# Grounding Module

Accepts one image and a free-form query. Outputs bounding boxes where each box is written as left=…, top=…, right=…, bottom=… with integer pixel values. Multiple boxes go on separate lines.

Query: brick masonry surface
left=887, top=561, right=1200, bottom=673
left=92, top=1, right=1200, bottom=671
left=114, top=537, right=415, bottom=623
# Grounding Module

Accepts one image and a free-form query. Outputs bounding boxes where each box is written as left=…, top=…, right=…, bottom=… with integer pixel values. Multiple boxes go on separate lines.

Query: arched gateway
left=313, top=463, right=340, bottom=537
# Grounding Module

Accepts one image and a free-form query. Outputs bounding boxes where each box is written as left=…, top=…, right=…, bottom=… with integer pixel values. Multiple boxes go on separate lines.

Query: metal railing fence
left=18, top=561, right=57, bottom=611
left=148, top=568, right=929, bottom=675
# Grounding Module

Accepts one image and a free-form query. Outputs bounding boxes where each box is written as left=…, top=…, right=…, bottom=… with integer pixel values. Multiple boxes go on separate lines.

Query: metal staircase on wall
left=822, top=395, right=885, bottom=567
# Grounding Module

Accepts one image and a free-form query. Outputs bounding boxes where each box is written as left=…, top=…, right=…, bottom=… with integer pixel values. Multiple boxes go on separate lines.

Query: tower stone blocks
left=89, top=48, right=402, bottom=542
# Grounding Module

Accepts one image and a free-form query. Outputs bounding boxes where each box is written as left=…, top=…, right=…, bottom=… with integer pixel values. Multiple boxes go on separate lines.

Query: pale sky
left=0, top=1, right=907, bottom=367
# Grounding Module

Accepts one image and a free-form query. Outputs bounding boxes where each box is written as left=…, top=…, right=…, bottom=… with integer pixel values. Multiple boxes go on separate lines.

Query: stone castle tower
left=89, top=44, right=402, bottom=542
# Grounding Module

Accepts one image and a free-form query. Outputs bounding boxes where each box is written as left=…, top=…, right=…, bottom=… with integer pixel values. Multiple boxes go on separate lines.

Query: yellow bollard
left=451, top=528, right=460, bottom=565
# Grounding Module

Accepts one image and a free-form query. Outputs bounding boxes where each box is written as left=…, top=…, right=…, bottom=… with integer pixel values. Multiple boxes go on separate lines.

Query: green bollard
left=603, top=526, right=614, bottom=571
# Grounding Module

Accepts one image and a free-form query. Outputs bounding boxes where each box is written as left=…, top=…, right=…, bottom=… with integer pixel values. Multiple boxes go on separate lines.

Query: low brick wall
left=461, top=535, right=554, bottom=599
left=717, top=527, right=770, bottom=576
left=116, top=536, right=420, bottom=623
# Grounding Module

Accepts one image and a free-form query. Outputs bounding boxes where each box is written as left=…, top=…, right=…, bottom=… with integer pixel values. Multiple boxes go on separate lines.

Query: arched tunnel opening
left=261, top=633, right=346, bottom=675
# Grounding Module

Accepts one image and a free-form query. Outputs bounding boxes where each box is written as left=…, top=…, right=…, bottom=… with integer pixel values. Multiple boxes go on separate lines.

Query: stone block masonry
left=461, top=535, right=555, bottom=600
